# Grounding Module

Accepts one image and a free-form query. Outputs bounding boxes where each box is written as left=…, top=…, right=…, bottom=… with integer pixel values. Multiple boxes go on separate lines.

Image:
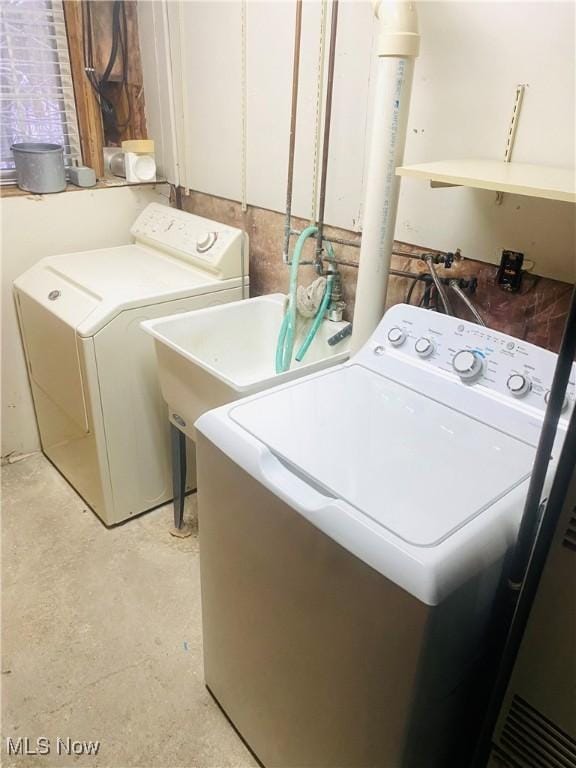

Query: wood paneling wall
left=63, top=0, right=105, bottom=176
left=63, top=0, right=147, bottom=175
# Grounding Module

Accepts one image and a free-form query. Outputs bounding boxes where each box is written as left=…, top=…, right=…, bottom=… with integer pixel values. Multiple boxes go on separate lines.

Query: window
left=0, top=0, right=81, bottom=183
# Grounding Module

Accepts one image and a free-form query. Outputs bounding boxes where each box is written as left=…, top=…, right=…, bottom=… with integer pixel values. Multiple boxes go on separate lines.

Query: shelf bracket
left=496, top=84, right=527, bottom=205
left=430, top=180, right=459, bottom=189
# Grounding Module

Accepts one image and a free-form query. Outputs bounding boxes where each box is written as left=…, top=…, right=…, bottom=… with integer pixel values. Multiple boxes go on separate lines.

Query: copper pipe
left=291, top=228, right=360, bottom=248
left=283, top=0, right=303, bottom=260
left=319, top=233, right=360, bottom=248
left=289, top=227, right=449, bottom=262
left=315, top=0, right=339, bottom=264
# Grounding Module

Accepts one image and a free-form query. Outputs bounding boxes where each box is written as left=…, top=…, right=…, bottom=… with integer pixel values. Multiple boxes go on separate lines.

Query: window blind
left=0, top=0, right=81, bottom=183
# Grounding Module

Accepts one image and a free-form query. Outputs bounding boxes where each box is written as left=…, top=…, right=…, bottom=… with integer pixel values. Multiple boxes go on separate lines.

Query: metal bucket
left=11, top=143, right=66, bottom=194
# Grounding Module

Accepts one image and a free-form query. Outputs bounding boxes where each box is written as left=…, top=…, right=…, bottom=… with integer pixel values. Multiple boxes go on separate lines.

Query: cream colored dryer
left=14, top=203, right=248, bottom=525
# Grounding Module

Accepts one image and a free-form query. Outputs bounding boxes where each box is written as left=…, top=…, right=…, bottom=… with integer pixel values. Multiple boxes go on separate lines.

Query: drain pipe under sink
left=350, top=0, right=420, bottom=353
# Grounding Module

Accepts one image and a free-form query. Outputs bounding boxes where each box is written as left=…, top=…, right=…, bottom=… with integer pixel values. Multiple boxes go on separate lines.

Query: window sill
left=0, top=177, right=169, bottom=198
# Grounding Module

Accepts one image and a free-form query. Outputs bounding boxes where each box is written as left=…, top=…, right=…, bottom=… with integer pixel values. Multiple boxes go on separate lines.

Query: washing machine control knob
left=387, top=327, right=406, bottom=347
left=196, top=232, right=218, bottom=253
left=507, top=374, right=532, bottom=398
left=452, top=349, right=484, bottom=381
left=544, top=389, right=569, bottom=412
left=415, top=336, right=435, bottom=358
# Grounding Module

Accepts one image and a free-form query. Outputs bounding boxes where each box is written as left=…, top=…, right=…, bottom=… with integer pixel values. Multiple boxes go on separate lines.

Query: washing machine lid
left=229, top=364, right=536, bottom=548
left=14, top=244, right=237, bottom=336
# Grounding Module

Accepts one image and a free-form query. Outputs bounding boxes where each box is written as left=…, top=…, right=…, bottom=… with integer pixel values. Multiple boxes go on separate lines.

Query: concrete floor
left=2, top=453, right=505, bottom=768
left=2, top=453, right=258, bottom=768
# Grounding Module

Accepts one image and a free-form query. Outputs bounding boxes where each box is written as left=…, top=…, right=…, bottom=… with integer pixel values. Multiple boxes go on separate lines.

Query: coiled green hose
left=294, top=273, right=333, bottom=363
left=275, top=227, right=335, bottom=373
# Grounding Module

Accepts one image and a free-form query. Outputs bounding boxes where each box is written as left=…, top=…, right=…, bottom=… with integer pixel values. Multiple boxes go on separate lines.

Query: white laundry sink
left=141, top=293, right=351, bottom=438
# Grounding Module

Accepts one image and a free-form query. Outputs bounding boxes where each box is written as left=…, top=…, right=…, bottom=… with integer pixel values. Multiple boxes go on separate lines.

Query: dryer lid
left=229, top=364, right=536, bottom=547
left=14, top=244, right=234, bottom=336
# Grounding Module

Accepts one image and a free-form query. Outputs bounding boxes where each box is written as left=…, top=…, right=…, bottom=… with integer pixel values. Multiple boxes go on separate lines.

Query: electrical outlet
left=497, top=250, right=524, bottom=292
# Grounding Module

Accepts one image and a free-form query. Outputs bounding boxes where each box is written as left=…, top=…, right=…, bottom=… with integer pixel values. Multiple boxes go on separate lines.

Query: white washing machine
left=14, top=203, right=248, bottom=526
left=194, top=304, right=574, bottom=768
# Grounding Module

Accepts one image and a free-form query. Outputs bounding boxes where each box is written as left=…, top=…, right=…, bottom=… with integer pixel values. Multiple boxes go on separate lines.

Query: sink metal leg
left=170, top=423, right=187, bottom=529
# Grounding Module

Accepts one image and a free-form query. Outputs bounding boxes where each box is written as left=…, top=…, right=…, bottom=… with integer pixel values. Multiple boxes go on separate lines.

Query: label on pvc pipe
left=351, top=56, right=414, bottom=354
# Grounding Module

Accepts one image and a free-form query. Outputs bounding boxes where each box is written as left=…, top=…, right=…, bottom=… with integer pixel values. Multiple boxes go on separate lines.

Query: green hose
left=294, top=273, right=333, bottom=363
left=276, top=229, right=337, bottom=373
left=275, top=225, right=319, bottom=373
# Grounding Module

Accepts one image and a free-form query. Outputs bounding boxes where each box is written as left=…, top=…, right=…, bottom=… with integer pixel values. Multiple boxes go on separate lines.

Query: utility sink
left=142, top=293, right=351, bottom=439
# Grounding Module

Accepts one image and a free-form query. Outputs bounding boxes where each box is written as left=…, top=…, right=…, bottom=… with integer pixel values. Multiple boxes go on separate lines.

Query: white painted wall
left=397, top=1, right=575, bottom=282
left=138, top=1, right=180, bottom=183
left=141, top=0, right=575, bottom=281
left=1, top=184, right=170, bottom=457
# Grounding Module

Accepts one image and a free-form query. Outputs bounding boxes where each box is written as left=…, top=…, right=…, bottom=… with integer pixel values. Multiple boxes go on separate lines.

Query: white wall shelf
left=396, top=160, right=576, bottom=204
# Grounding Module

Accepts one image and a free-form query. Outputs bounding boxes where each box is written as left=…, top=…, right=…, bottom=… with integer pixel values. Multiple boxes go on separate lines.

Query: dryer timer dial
left=196, top=232, right=218, bottom=253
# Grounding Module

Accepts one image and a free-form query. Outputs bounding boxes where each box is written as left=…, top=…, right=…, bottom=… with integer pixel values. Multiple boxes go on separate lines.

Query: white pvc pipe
left=351, top=1, right=419, bottom=353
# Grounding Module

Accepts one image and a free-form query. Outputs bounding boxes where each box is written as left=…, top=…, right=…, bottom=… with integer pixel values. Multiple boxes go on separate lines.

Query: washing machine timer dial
left=507, top=374, right=532, bottom=398
left=415, top=337, right=435, bottom=358
left=452, top=349, right=484, bottom=381
left=387, top=327, right=406, bottom=347
left=544, top=389, right=569, bottom=412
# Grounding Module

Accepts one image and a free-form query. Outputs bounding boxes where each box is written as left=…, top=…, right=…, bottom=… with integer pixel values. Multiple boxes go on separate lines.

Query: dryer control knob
left=415, top=337, right=435, bottom=358
left=196, top=232, right=218, bottom=253
left=452, top=349, right=484, bottom=381
left=544, top=389, right=569, bottom=412
left=387, top=327, right=406, bottom=347
left=507, top=373, right=532, bottom=398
